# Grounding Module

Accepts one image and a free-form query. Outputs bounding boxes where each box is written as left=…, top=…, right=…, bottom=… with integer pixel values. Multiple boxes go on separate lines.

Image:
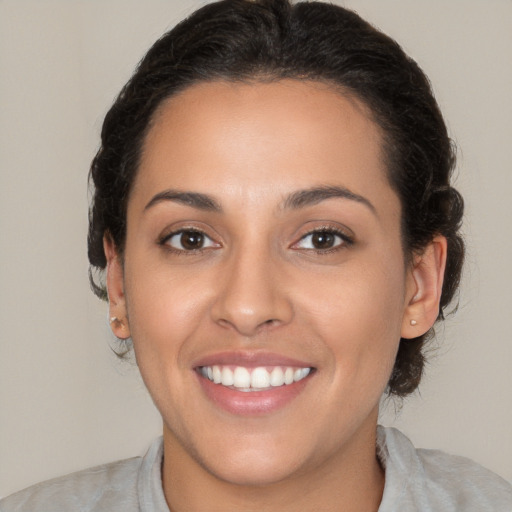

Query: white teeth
left=200, top=365, right=312, bottom=390
left=284, top=367, right=294, bottom=385
left=294, top=368, right=311, bottom=381
left=233, top=367, right=251, bottom=388
left=300, top=367, right=311, bottom=379
left=251, top=367, right=270, bottom=388
left=270, top=367, right=284, bottom=387
left=221, top=367, right=234, bottom=386
left=212, top=365, right=222, bottom=384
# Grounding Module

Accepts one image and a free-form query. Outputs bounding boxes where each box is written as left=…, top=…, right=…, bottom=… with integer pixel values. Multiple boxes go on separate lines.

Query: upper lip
left=193, top=350, right=314, bottom=369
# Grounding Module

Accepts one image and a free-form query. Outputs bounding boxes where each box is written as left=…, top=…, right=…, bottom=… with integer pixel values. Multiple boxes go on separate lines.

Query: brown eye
left=165, top=229, right=217, bottom=251
left=294, top=229, right=350, bottom=251
left=311, top=231, right=336, bottom=249
left=180, top=231, right=204, bottom=250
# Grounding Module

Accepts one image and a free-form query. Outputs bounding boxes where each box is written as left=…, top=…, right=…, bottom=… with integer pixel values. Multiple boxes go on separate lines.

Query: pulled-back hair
left=88, top=0, right=464, bottom=397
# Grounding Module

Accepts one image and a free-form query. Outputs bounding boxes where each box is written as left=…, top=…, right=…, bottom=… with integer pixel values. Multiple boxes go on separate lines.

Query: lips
left=194, top=352, right=315, bottom=415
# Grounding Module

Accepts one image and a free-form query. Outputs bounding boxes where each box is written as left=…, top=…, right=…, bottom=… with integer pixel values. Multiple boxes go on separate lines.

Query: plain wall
left=1, top=0, right=511, bottom=497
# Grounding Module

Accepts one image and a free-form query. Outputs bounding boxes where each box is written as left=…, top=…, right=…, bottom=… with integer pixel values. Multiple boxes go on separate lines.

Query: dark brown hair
left=88, top=0, right=464, bottom=397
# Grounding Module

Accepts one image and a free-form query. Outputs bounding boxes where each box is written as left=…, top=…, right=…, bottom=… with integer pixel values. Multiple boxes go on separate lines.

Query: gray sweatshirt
left=2, top=427, right=511, bottom=511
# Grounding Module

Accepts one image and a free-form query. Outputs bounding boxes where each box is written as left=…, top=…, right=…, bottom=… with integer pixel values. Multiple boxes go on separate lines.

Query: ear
left=104, top=234, right=131, bottom=339
left=401, top=236, right=447, bottom=339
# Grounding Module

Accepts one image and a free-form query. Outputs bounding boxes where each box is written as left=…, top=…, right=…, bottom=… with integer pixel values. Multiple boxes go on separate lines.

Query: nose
left=210, top=245, right=294, bottom=337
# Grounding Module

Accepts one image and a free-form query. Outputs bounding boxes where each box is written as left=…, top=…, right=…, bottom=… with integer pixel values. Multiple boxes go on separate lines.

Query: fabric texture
left=1, top=427, right=511, bottom=511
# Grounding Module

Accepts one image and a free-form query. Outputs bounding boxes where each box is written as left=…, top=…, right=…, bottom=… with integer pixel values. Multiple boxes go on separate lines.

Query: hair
left=88, top=0, right=464, bottom=397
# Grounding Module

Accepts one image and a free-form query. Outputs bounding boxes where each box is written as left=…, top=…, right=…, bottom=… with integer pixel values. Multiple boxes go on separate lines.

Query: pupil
left=312, top=231, right=334, bottom=249
left=181, top=231, right=204, bottom=250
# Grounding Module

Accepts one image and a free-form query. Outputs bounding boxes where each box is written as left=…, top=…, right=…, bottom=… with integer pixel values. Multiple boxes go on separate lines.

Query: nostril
left=258, top=318, right=280, bottom=329
left=256, top=318, right=283, bottom=332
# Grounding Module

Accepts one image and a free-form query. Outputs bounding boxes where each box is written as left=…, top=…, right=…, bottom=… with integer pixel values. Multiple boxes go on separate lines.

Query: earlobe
left=401, top=236, right=447, bottom=339
left=103, top=234, right=131, bottom=339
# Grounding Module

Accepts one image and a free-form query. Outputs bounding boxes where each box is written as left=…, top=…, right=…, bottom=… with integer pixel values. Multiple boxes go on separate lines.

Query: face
left=107, top=80, right=425, bottom=485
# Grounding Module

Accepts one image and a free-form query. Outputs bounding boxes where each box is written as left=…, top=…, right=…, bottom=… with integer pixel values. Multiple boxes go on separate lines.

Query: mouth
left=197, top=365, right=312, bottom=392
left=193, top=353, right=315, bottom=415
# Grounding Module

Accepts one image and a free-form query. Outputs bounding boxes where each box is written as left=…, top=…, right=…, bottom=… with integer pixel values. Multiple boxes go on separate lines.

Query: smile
left=199, top=365, right=312, bottom=391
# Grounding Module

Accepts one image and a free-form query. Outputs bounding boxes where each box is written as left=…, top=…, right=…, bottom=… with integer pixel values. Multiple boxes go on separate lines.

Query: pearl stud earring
left=410, top=319, right=417, bottom=326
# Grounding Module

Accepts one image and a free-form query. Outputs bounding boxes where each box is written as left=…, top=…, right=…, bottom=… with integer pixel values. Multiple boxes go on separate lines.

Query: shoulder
left=0, top=438, right=165, bottom=512
left=378, top=426, right=512, bottom=512
left=0, top=458, right=141, bottom=512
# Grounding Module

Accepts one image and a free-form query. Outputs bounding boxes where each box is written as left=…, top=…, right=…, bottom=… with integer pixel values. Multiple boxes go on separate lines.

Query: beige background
left=1, top=0, right=511, bottom=497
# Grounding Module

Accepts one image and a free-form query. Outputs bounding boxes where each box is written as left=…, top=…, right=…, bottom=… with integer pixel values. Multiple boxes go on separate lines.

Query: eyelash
left=293, top=227, right=354, bottom=254
left=158, top=228, right=219, bottom=255
left=158, top=226, right=354, bottom=255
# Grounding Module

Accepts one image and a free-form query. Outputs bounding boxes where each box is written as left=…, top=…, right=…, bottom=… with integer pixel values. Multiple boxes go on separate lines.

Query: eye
left=163, top=229, right=218, bottom=251
left=294, top=229, right=350, bottom=251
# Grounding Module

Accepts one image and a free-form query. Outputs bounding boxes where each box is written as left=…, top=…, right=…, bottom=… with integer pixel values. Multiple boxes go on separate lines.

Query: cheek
left=122, top=265, right=211, bottom=422
left=296, top=252, right=406, bottom=376
left=302, top=255, right=405, bottom=329
left=123, top=261, right=214, bottom=364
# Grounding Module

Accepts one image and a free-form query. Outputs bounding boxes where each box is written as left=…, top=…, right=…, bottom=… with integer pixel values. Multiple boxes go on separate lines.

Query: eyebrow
left=144, top=185, right=376, bottom=215
left=283, top=185, right=376, bottom=215
left=144, top=190, right=222, bottom=212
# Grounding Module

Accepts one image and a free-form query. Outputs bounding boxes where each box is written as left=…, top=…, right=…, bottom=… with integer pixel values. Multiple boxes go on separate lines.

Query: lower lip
left=197, top=372, right=312, bottom=416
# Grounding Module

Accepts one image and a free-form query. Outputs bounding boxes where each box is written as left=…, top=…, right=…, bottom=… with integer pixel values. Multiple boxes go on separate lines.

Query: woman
left=2, top=0, right=511, bottom=510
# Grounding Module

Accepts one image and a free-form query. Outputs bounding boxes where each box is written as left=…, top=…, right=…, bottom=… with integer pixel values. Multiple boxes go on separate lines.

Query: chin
left=170, top=422, right=312, bottom=487
left=203, top=450, right=306, bottom=487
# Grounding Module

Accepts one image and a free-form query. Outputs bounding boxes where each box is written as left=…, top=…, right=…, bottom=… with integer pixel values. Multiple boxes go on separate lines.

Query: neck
left=161, top=417, right=384, bottom=512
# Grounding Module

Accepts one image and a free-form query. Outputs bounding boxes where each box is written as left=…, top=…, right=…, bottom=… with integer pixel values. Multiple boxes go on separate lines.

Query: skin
left=105, top=80, right=446, bottom=511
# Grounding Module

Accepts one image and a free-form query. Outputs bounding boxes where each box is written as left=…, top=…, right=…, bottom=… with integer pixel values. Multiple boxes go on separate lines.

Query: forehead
left=134, top=79, right=396, bottom=215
